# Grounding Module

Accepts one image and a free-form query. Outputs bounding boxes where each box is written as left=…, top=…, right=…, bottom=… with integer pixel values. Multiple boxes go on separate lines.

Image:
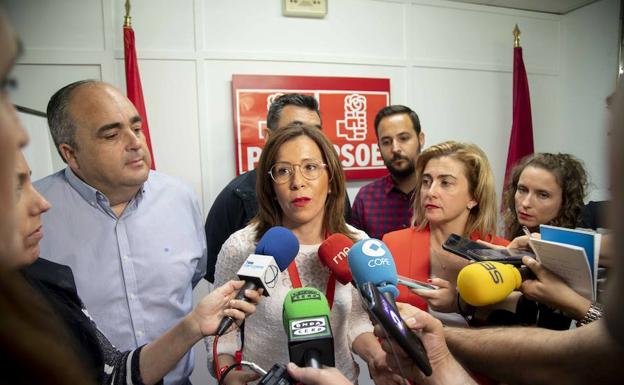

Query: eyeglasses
left=268, top=160, right=328, bottom=184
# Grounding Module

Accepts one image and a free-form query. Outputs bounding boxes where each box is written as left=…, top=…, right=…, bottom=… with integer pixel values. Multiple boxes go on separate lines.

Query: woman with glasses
left=210, top=123, right=401, bottom=385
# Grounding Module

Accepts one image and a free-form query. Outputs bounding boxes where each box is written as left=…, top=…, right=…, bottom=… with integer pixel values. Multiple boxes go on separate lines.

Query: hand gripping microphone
left=282, top=287, right=335, bottom=369
left=318, top=233, right=354, bottom=285
left=457, top=261, right=529, bottom=306
left=347, top=238, right=400, bottom=308
left=216, top=226, right=299, bottom=335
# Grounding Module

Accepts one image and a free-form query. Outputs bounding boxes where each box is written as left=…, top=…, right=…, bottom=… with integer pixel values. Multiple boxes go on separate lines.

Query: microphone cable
left=218, top=360, right=268, bottom=385
left=213, top=320, right=247, bottom=383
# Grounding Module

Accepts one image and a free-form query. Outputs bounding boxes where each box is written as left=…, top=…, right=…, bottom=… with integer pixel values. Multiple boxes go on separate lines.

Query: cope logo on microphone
left=361, top=239, right=391, bottom=268
left=291, top=317, right=328, bottom=336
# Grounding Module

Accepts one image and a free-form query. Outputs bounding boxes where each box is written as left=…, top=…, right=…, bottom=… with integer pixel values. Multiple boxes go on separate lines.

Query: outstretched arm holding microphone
left=375, top=303, right=477, bottom=385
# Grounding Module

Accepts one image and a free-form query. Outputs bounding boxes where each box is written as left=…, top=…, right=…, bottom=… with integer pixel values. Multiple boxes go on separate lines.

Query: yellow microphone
left=457, top=261, right=523, bottom=307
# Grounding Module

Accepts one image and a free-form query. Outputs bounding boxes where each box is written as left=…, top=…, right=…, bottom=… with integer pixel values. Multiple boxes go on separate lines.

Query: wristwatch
left=576, top=303, right=603, bottom=326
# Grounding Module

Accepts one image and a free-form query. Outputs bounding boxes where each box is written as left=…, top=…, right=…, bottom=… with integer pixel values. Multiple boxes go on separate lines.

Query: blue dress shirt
left=35, top=168, right=207, bottom=385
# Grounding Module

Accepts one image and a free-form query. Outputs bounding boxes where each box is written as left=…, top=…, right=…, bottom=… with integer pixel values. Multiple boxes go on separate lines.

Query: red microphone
left=318, top=233, right=354, bottom=285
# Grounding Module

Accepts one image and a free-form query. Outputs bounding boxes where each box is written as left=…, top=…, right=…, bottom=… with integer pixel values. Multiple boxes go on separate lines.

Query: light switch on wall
left=282, top=0, right=327, bottom=18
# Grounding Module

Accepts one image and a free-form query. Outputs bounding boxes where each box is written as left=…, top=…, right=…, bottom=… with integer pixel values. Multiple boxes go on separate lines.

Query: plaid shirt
left=349, top=175, right=414, bottom=240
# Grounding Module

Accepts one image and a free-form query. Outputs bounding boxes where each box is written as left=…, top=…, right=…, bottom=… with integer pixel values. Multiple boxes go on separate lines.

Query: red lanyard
left=287, top=233, right=336, bottom=309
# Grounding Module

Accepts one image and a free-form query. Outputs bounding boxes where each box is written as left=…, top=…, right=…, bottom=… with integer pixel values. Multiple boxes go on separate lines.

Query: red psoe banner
left=232, top=75, right=390, bottom=180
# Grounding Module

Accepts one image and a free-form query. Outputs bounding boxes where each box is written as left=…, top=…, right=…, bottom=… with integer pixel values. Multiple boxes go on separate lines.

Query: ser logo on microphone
left=361, top=239, right=391, bottom=268
left=292, top=317, right=328, bottom=336
left=480, top=262, right=504, bottom=284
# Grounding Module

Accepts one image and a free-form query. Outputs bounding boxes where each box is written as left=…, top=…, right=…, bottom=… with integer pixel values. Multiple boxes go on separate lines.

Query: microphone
left=457, top=261, right=527, bottom=306
left=347, top=238, right=400, bottom=308
left=282, top=287, right=335, bottom=369
left=318, top=233, right=354, bottom=285
left=216, top=226, right=299, bottom=336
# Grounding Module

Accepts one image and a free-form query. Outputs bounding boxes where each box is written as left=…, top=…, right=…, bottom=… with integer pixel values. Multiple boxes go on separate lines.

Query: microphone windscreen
left=318, top=234, right=354, bottom=285
left=282, top=287, right=331, bottom=334
left=347, top=238, right=399, bottom=298
left=457, top=261, right=522, bottom=306
left=256, top=226, right=299, bottom=271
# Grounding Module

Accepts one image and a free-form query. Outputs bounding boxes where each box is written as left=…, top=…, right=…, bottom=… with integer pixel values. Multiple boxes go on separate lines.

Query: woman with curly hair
left=502, top=153, right=593, bottom=329
left=503, top=153, right=588, bottom=239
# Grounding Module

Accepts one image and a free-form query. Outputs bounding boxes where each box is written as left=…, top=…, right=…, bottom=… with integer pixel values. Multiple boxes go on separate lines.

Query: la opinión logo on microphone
left=244, top=260, right=265, bottom=269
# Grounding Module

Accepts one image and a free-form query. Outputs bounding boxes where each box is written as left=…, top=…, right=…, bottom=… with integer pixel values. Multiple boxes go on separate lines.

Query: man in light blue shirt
left=35, top=80, right=207, bottom=385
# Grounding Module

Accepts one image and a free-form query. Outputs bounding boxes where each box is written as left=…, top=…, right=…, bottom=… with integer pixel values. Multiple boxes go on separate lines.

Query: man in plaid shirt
left=349, top=105, right=425, bottom=239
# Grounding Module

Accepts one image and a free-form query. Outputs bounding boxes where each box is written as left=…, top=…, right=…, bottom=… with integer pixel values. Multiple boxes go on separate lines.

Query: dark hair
left=374, top=105, right=421, bottom=137
left=252, top=122, right=356, bottom=241
left=503, top=153, right=588, bottom=238
left=266, top=93, right=321, bottom=131
left=46, top=79, right=99, bottom=163
left=0, top=270, right=95, bottom=385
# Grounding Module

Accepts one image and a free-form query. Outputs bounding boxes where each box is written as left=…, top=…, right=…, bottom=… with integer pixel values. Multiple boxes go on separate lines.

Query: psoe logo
left=292, top=318, right=327, bottom=336
left=336, top=94, right=367, bottom=141
left=361, top=239, right=386, bottom=258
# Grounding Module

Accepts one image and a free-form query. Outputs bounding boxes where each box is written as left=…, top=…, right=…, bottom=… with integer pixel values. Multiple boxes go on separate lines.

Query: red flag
left=504, top=46, right=534, bottom=184
left=124, top=24, right=156, bottom=169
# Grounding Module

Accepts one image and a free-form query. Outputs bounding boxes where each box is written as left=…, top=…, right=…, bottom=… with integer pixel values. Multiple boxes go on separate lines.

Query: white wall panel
left=5, top=0, right=105, bottom=50
left=12, top=64, right=102, bottom=112
left=411, top=66, right=559, bottom=199
left=115, top=59, right=203, bottom=201
left=20, top=113, right=61, bottom=182
left=113, top=0, right=196, bottom=52
left=408, top=2, right=560, bottom=73
left=559, top=0, right=618, bottom=200
left=203, top=0, right=406, bottom=60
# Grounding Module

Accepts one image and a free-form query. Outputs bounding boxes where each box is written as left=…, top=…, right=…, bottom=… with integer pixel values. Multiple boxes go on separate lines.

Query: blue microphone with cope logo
left=347, top=238, right=400, bottom=308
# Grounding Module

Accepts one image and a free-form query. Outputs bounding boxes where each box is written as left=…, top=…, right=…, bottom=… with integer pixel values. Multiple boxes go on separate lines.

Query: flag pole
left=124, top=0, right=131, bottom=28
left=513, top=24, right=520, bottom=48
left=502, top=23, right=534, bottom=207
left=123, top=0, right=156, bottom=169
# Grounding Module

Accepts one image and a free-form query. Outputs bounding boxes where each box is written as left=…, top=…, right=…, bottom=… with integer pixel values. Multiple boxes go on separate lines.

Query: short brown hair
left=413, top=141, right=498, bottom=237
left=252, top=123, right=356, bottom=241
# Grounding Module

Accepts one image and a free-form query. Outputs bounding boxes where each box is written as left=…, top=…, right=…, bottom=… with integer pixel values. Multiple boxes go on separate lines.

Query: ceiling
left=446, top=0, right=601, bottom=14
